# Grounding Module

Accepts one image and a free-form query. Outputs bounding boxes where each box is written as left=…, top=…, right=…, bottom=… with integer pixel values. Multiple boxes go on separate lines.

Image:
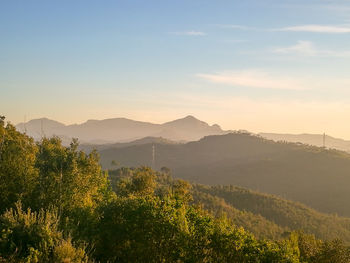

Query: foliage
left=0, top=121, right=38, bottom=213
left=1, top=117, right=350, bottom=262
left=0, top=203, right=88, bottom=263
left=194, top=184, right=350, bottom=243
left=32, top=137, right=112, bottom=214
left=192, top=188, right=286, bottom=239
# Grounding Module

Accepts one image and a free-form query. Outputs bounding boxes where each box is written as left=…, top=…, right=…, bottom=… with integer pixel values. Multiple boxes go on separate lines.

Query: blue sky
left=2, top=0, right=350, bottom=137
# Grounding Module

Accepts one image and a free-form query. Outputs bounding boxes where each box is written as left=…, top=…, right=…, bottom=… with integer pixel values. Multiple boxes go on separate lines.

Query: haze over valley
left=15, top=115, right=350, bottom=218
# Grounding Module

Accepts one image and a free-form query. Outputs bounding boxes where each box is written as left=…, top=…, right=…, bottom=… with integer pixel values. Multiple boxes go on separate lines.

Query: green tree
left=115, top=167, right=157, bottom=197
left=0, top=119, right=38, bottom=212
left=94, top=196, right=187, bottom=262
left=317, top=239, right=350, bottom=263
left=32, top=137, right=112, bottom=214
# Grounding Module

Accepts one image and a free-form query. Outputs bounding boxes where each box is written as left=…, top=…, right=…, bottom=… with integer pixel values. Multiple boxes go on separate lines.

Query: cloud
left=170, top=31, right=206, bottom=36
left=217, top=24, right=254, bottom=30
left=273, top=40, right=350, bottom=57
left=196, top=70, right=305, bottom=90
left=277, top=24, right=350, bottom=33
left=220, top=24, right=350, bottom=34
left=274, top=41, right=317, bottom=55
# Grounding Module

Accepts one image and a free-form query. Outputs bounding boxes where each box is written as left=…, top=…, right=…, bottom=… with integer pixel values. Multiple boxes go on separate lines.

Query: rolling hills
left=96, top=132, right=350, bottom=217
left=109, top=167, right=350, bottom=243
left=192, top=184, right=350, bottom=242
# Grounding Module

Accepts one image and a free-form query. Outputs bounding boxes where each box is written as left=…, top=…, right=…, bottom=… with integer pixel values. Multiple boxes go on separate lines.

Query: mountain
left=158, top=115, right=223, bottom=141
left=96, top=132, right=350, bottom=217
left=16, top=116, right=225, bottom=144
left=260, top=133, right=350, bottom=153
left=16, top=118, right=66, bottom=138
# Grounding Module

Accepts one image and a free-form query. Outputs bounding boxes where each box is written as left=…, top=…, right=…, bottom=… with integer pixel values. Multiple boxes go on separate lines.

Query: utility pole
left=152, top=144, right=155, bottom=169
left=323, top=132, right=326, bottom=148
left=23, top=115, right=27, bottom=134
left=41, top=119, right=44, bottom=139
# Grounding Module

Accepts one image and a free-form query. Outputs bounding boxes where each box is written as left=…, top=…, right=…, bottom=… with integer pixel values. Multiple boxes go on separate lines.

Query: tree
left=171, top=179, right=192, bottom=203
left=115, top=167, right=157, bottom=197
left=0, top=119, right=38, bottom=213
left=94, top=197, right=187, bottom=262
left=32, top=137, right=112, bottom=215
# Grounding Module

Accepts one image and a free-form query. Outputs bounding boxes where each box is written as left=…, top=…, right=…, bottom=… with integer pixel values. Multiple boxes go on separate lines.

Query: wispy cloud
left=219, top=23, right=350, bottom=34
left=273, top=40, right=350, bottom=57
left=221, top=39, right=247, bottom=44
left=274, top=41, right=317, bottom=55
left=170, top=31, right=206, bottom=36
left=277, top=24, right=350, bottom=33
left=216, top=24, right=261, bottom=32
left=196, top=70, right=305, bottom=90
left=217, top=24, right=254, bottom=30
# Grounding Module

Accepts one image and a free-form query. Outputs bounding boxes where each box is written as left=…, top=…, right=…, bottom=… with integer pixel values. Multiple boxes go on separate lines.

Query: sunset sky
left=2, top=0, right=350, bottom=138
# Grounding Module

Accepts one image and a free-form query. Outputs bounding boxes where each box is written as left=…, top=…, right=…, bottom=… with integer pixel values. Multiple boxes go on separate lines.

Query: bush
left=0, top=203, right=89, bottom=263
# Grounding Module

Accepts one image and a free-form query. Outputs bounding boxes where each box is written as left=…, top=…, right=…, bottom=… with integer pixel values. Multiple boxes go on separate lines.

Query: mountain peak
left=18, top=118, right=65, bottom=127
left=183, top=115, right=198, bottom=120
left=163, top=115, right=203, bottom=126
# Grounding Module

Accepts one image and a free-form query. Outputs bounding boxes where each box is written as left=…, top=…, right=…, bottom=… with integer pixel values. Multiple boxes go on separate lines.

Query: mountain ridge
left=16, top=115, right=226, bottom=144
left=260, top=132, right=350, bottom=152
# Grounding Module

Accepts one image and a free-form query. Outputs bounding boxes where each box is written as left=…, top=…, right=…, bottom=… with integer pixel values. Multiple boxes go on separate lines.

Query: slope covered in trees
left=192, top=184, right=350, bottom=243
left=1, top=116, right=350, bottom=262
left=96, top=132, right=350, bottom=217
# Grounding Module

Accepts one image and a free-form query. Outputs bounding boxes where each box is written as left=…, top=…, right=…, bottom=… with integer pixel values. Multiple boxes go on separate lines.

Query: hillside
left=261, top=132, right=350, bottom=153
left=108, top=166, right=350, bottom=243
left=97, top=132, right=350, bottom=217
left=16, top=115, right=225, bottom=143
left=78, top=136, right=179, bottom=153
left=193, top=184, right=350, bottom=242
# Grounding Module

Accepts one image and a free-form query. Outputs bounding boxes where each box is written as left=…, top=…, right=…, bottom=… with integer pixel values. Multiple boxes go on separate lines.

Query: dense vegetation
left=95, top=132, right=350, bottom=217
left=192, top=185, right=350, bottom=242
left=1, top=116, right=350, bottom=262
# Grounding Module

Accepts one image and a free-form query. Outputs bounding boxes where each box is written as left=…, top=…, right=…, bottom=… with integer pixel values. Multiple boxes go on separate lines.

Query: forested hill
left=78, top=136, right=179, bottom=153
left=107, top=167, right=350, bottom=243
left=96, top=132, right=350, bottom=217
left=192, top=184, right=350, bottom=243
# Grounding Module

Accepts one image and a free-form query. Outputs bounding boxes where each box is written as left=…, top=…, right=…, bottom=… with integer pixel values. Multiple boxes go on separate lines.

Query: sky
left=2, top=0, right=350, bottom=138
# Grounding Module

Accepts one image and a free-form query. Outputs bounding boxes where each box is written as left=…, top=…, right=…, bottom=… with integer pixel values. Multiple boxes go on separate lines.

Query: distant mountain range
left=17, top=116, right=350, bottom=153
left=94, top=133, right=350, bottom=217
left=16, top=115, right=226, bottom=144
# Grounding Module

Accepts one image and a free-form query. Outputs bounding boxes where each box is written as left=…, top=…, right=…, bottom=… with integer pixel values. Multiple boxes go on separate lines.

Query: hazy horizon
left=10, top=114, right=350, bottom=141
left=3, top=0, right=350, bottom=138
